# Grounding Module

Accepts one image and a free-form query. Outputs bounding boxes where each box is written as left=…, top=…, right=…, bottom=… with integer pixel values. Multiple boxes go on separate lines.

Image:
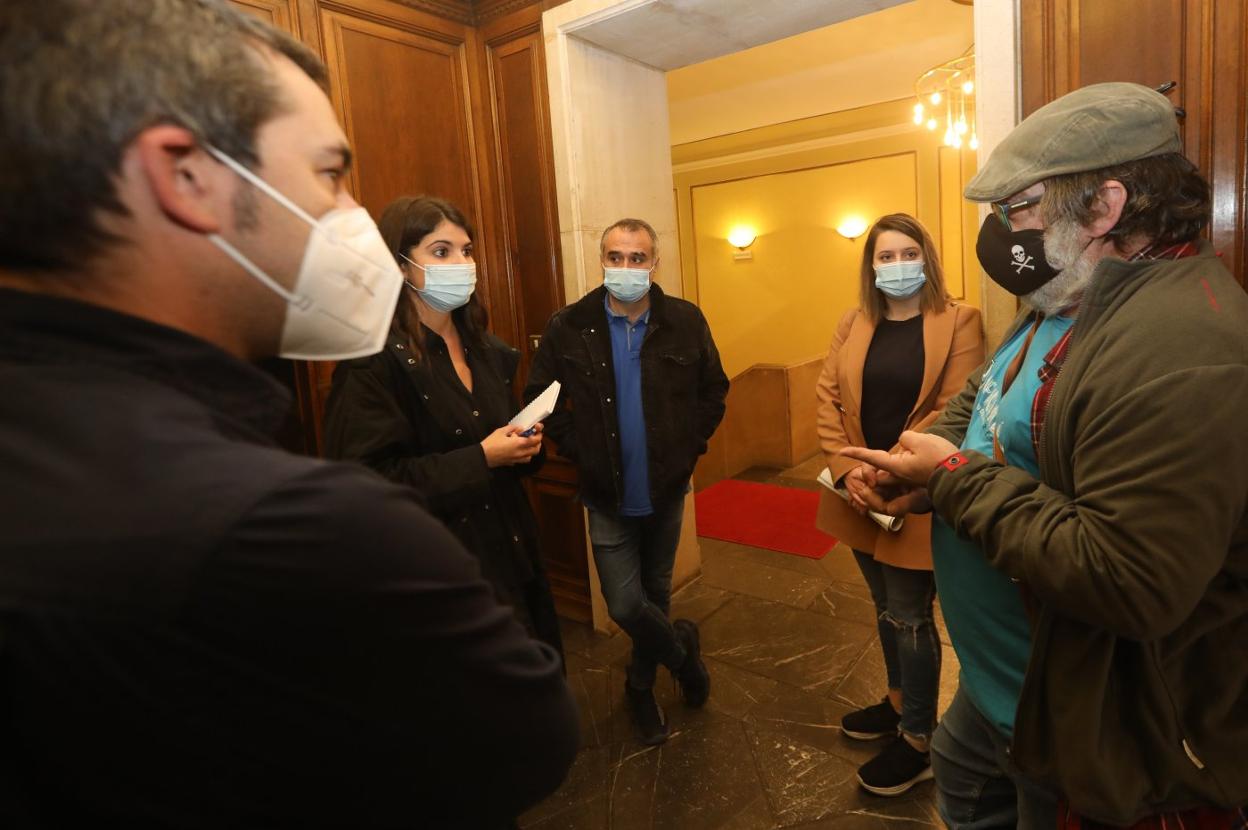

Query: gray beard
left=1023, top=219, right=1094, bottom=315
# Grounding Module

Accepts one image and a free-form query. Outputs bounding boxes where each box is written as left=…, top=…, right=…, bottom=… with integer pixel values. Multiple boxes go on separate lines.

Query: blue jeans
left=852, top=550, right=941, bottom=739
left=587, top=498, right=686, bottom=691
left=932, top=687, right=1058, bottom=830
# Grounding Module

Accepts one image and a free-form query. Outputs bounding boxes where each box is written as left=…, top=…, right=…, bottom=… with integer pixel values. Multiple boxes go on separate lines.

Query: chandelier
left=913, top=46, right=976, bottom=150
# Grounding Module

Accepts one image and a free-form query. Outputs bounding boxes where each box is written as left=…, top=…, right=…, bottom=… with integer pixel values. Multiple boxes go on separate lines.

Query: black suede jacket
left=524, top=285, right=728, bottom=514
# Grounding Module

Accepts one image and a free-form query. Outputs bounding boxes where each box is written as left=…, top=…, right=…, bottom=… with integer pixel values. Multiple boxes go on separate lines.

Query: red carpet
left=694, top=479, right=837, bottom=559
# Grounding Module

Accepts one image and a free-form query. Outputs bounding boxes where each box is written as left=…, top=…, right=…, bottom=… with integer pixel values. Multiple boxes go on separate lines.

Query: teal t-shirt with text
left=932, top=313, right=1074, bottom=738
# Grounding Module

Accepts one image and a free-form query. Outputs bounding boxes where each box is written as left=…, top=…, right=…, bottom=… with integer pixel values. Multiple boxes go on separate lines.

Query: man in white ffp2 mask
left=0, top=1, right=577, bottom=826
left=206, top=145, right=403, bottom=361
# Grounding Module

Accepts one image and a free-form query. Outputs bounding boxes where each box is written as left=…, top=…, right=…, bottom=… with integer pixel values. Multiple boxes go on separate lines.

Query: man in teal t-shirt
left=932, top=314, right=1073, bottom=731
left=927, top=313, right=1072, bottom=828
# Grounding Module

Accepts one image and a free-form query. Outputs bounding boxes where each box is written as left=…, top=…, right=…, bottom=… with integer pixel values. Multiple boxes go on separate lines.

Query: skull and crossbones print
left=1011, top=244, right=1035, bottom=274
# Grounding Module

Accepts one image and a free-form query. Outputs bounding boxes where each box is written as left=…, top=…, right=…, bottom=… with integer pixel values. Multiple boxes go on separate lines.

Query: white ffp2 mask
left=205, top=146, right=403, bottom=361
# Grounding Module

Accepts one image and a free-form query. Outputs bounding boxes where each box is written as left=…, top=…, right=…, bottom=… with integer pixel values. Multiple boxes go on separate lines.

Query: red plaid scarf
left=1028, top=241, right=1199, bottom=453
left=1042, top=240, right=1241, bottom=827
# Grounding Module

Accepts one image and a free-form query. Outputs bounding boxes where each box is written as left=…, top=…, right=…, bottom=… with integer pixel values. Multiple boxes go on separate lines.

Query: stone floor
left=521, top=462, right=959, bottom=830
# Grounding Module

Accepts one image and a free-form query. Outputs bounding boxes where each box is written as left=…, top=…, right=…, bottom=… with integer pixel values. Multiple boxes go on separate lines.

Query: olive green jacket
left=927, top=241, right=1248, bottom=824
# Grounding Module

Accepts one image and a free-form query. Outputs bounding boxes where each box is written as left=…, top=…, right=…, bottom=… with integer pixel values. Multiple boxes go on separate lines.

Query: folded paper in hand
left=817, top=467, right=904, bottom=532
left=510, top=381, right=560, bottom=432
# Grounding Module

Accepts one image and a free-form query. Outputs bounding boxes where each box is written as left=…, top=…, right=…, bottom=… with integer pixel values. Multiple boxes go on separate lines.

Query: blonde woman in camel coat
left=815, top=213, right=984, bottom=796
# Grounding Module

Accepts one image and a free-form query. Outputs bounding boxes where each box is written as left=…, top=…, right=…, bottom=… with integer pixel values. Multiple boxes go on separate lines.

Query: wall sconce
left=727, top=226, right=756, bottom=261
left=836, top=217, right=869, bottom=240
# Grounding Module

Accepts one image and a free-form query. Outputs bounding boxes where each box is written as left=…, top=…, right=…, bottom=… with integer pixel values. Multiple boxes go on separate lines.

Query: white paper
left=817, top=467, right=905, bottom=532
left=510, top=380, right=560, bottom=432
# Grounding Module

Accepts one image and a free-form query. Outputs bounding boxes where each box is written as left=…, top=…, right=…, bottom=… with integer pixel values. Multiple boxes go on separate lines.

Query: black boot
left=672, top=619, right=710, bottom=707
left=624, top=682, right=668, bottom=746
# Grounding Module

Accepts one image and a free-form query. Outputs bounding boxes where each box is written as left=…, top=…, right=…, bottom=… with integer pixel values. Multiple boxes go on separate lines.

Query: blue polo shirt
left=932, top=313, right=1074, bottom=738
left=604, top=294, right=652, bottom=516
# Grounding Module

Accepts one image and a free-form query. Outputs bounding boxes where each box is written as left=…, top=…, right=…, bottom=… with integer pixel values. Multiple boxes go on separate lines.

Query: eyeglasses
left=992, top=194, right=1043, bottom=230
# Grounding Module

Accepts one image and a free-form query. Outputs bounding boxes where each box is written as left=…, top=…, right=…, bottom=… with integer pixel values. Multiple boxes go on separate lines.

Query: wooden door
left=480, top=6, right=590, bottom=622
left=304, top=1, right=502, bottom=447
left=1020, top=0, right=1247, bottom=287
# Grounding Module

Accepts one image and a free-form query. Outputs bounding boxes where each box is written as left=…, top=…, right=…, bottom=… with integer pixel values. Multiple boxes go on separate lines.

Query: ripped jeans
left=852, top=550, right=941, bottom=739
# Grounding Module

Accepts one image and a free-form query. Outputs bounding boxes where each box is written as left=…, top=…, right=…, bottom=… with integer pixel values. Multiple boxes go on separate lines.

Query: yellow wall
left=674, top=99, right=980, bottom=379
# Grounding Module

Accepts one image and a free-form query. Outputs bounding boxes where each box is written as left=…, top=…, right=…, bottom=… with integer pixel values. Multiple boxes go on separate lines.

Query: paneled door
left=481, top=8, right=590, bottom=621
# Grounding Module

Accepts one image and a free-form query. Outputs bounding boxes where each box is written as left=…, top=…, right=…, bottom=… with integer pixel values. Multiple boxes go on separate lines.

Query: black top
left=523, top=285, right=730, bottom=514
left=0, top=288, right=576, bottom=828
left=860, top=315, right=926, bottom=451
left=323, top=322, right=561, bottom=652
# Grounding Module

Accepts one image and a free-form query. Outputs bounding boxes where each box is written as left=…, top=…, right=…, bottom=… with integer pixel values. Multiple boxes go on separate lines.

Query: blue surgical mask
left=874, top=261, right=926, bottom=299
left=603, top=267, right=652, bottom=303
left=401, top=255, right=476, bottom=312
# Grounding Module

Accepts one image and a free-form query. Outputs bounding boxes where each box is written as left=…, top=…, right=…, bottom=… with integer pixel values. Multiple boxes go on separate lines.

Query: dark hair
left=0, top=0, right=328, bottom=273
left=600, top=218, right=659, bottom=258
left=378, top=195, right=488, bottom=364
left=858, top=213, right=949, bottom=323
left=1041, top=152, right=1211, bottom=249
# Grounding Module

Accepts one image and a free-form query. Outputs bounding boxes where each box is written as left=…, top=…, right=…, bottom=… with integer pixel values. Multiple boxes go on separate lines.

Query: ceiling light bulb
left=962, top=80, right=974, bottom=94
left=956, top=118, right=968, bottom=135
left=969, top=134, right=980, bottom=150
left=926, top=118, right=937, bottom=131
left=930, top=92, right=942, bottom=105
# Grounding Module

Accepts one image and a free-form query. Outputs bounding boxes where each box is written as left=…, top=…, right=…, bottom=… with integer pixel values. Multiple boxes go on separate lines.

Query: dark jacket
left=0, top=289, right=577, bottom=829
left=524, top=285, right=729, bottom=513
left=926, top=243, right=1248, bottom=823
left=322, top=323, right=560, bottom=650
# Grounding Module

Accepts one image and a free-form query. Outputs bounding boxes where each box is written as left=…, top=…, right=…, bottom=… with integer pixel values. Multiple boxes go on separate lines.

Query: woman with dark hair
left=324, top=195, right=563, bottom=658
left=814, top=213, right=983, bottom=795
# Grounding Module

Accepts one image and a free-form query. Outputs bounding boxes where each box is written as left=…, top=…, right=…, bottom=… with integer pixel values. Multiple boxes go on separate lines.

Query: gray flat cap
left=965, top=82, right=1181, bottom=203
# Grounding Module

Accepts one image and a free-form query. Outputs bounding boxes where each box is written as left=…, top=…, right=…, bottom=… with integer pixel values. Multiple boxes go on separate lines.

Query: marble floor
left=522, top=460, right=959, bottom=830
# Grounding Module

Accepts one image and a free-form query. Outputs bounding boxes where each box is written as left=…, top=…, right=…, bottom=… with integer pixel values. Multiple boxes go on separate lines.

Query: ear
left=130, top=125, right=230, bottom=234
left=1086, top=179, right=1127, bottom=238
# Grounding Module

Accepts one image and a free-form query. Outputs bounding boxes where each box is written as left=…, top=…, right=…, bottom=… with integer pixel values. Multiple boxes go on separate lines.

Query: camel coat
left=815, top=302, right=984, bottom=570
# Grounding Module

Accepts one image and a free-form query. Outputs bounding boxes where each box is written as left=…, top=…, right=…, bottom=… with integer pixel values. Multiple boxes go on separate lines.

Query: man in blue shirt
left=526, top=218, right=729, bottom=745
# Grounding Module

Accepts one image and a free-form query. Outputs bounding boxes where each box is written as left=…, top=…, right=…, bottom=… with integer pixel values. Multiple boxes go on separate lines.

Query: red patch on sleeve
left=939, top=452, right=969, bottom=472
left=1200, top=277, right=1220, bottom=312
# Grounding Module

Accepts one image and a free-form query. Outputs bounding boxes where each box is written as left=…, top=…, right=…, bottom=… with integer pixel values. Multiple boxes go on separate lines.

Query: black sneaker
left=624, top=683, right=668, bottom=746
left=856, top=734, right=934, bottom=796
left=672, top=619, right=710, bottom=707
left=841, top=696, right=901, bottom=740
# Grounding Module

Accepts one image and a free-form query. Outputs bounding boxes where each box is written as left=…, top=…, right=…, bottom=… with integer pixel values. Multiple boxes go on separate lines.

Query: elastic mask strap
left=204, top=144, right=317, bottom=311
left=205, top=145, right=320, bottom=229
left=208, top=234, right=312, bottom=311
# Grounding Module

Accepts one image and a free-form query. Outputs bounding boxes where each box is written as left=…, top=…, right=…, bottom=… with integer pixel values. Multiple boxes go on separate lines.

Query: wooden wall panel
left=528, top=469, right=592, bottom=623
left=1021, top=0, right=1246, bottom=287
left=319, top=9, right=478, bottom=220
left=485, top=24, right=564, bottom=378
left=477, top=6, right=586, bottom=621
left=229, top=0, right=299, bottom=28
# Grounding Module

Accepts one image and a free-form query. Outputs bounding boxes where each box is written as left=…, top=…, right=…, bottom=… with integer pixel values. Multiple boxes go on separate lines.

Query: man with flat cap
left=840, top=83, right=1248, bottom=828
